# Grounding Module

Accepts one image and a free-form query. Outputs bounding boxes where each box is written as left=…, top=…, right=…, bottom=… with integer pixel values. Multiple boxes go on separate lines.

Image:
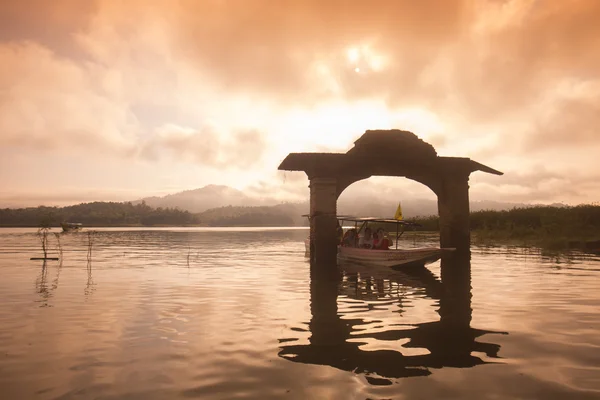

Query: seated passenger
left=337, top=224, right=344, bottom=244
left=373, top=228, right=391, bottom=250
left=359, top=227, right=374, bottom=249
left=342, top=229, right=358, bottom=247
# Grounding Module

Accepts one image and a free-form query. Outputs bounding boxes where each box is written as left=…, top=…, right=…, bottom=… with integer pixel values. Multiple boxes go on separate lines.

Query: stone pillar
left=309, top=177, right=338, bottom=268
left=437, top=175, right=471, bottom=255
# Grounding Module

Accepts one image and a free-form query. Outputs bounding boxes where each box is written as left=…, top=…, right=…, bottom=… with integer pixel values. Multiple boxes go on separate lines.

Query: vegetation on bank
left=1, top=201, right=599, bottom=250
left=409, top=204, right=600, bottom=250
left=0, top=202, right=304, bottom=227
left=196, top=204, right=305, bottom=227
left=0, top=201, right=198, bottom=227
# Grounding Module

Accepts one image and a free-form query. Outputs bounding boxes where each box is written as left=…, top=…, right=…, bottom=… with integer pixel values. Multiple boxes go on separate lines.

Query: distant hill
left=194, top=196, right=533, bottom=227
left=132, top=185, right=531, bottom=218
left=197, top=203, right=308, bottom=227
left=338, top=197, right=530, bottom=219
left=0, top=191, right=588, bottom=228
left=0, top=184, right=546, bottom=228
left=132, top=184, right=268, bottom=213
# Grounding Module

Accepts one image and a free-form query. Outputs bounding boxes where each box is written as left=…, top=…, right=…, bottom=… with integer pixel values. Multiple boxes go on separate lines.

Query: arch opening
left=337, top=176, right=438, bottom=219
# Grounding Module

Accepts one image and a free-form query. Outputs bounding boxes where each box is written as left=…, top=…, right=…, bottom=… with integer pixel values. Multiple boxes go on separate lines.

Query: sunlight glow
left=345, top=44, right=388, bottom=73
left=272, top=102, right=445, bottom=156
left=347, top=47, right=360, bottom=63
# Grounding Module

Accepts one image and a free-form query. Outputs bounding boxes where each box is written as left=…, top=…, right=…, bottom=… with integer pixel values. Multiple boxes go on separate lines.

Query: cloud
left=165, top=0, right=600, bottom=121
left=138, top=124, right=266, bottom=168
left=524, top=80, right=600, bottom=151
left=0, top=41, right=138, bottom=154
left=0, top=0, right=97, bottom=58
left=0, top=0, right=599, bottom=205
left=244, top=171, right=309, bottom=202
left=0, top=37, right=265, bottom=170
left=165, top=0, right=600, bottom=171
left=171, top=0, right=469, bottom=101
left=470, top=167, right=600, bottom=204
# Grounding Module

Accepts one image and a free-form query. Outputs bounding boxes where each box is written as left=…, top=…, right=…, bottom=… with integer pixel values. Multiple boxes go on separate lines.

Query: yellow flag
left=394, top=202, right=403, bottom=220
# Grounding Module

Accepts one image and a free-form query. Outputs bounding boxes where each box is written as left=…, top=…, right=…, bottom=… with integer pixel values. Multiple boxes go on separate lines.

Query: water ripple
left=0, top=228, right=599, bottom=399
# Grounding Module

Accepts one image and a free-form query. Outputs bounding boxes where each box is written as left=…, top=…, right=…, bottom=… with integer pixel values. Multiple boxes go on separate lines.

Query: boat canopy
left=301, top=214, right=421, bottom=227
left=336, top=216, right=421, bottom=227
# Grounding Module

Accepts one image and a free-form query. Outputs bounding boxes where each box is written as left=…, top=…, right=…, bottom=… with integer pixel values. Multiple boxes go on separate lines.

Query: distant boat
left=61, top=222, right=82, bottom=232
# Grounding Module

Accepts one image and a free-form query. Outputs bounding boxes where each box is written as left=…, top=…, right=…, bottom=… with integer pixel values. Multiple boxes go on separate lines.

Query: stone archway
left=278, top=130, right=503, bottom=264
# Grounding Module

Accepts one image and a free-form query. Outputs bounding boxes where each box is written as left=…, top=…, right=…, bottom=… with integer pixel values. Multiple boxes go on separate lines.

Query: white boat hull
left=337, top=245, right=443, bottom=268
left=61, top=222, right=82, bottom=232
left=305, top=236, right=447, bottom=268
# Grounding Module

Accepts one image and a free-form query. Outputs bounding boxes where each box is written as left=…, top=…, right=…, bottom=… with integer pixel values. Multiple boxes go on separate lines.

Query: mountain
left=133, top=185, right=269, bottom=213
left=196, top=203, right=309, bottom=226
left=338, top=197, right=530, bottom=219
left=133, top=185, right=532, bottom=219
left=0, top=183, right=566, bottom=227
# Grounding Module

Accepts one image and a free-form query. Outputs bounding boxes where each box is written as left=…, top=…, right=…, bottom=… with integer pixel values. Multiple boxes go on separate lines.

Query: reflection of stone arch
left=278, top=256, right=508, bottom=384
left=278, top=130, right=503, bottom=262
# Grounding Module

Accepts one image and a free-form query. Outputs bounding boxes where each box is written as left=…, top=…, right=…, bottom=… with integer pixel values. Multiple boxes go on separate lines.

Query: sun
left=345, top=45, right=387, bottom=73
left=347, top=48, right=360, bottom=63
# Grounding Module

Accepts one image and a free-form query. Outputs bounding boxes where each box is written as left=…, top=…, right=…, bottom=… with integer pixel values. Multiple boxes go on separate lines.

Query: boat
left=61, top=222, right=83, bottom=232
left=337, top=216, right=451, bottom=268
left=338, top=244, right=443, bottom=268
left=303, top=214, right=454, bottom=268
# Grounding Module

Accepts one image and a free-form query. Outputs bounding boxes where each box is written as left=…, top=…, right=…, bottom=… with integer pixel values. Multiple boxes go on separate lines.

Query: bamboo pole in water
left=30, top=227, right=59, bottom=261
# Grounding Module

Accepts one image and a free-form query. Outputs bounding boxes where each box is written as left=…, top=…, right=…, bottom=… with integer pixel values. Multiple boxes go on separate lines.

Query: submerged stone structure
left=278, top=130, right=503, bottom=263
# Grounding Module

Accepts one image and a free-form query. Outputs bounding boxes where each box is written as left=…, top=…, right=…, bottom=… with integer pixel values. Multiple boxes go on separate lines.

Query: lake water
left=0, top=227, right=599, bottom=399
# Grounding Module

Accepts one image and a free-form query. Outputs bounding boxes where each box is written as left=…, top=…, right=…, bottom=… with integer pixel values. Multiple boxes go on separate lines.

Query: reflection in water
left=34, top=258, right=64, bottom=307
left=279, top=255, right=508, bottom=384
left=52, top=258, right=63, bottom=292
left=85, top=259, right=96, bottom=297
left=0, top=228, right=598, bottom=398
left=34, top=260, right=50, bottom=307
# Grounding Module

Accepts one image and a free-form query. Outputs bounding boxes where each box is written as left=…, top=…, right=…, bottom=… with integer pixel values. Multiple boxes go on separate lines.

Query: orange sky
left=0, top=0, right=599, bottom=207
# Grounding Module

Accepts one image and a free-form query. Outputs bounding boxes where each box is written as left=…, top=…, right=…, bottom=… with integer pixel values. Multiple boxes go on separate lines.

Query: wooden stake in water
left=31, top=227, right=59, bottom=261
left=87, top=231, right=94, bottom=262
left=54, top=233, right=63, bottom=259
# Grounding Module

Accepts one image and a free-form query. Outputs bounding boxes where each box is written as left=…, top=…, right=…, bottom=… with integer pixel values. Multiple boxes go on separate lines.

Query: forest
left=0, top=201, right=299, bottom=227
left=409, top=204, right=600, bottom=249
left=2, top=201, right=599, bottom=249
left=0, top=201, right=198, bottom=227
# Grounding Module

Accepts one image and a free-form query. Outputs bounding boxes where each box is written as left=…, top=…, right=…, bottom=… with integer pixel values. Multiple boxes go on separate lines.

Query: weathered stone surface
left=438, top=175, right=471, bottom=253
left=347, top=129, right=438, bottom=160
left=309, top=178, right=338, bottom=265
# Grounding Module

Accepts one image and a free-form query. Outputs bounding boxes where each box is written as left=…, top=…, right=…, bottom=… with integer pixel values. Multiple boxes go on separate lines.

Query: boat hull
left=61, top=222, right=82, bottom=232
left=337, top=246, right=442, bottom=268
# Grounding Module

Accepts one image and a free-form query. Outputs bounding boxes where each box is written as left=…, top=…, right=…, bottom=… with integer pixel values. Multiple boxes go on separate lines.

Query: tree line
left=408, top=204, right=600, bottom=233
left=2, top=202, right=599, bottom=240
left=407, top=204, right=600, bottom=249
left=0, top=201, right=297, bottom=227
left=0, top=201, right=199, bottom=227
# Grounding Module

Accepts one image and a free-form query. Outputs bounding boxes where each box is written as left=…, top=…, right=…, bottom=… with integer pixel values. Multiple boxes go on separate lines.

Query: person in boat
left=373, top=228, right=391, bottom=250
left=342, top=228, right=358, bottom=247
left=359, top=227, right=374, bottom=249
left=337, top=224, right=344, bottom=244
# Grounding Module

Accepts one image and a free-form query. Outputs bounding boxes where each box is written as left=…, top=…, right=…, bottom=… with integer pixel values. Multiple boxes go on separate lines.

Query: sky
left=0, top=0, right=599, bottom=208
